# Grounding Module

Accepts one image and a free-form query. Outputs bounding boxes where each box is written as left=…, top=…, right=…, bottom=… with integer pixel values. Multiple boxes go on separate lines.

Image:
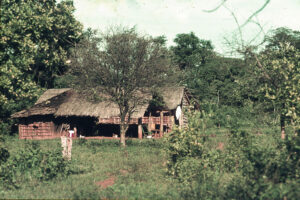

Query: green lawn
left=1, top=137, right=181, bottom=199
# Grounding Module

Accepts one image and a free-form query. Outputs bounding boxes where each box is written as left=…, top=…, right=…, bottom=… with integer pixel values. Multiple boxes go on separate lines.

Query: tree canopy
left=265, top=27, right=300, bottom=51
left=1, top=0, right=83, bottom=88
left=0, top=0, right=82, bottom=133
left=171, top=32, right=214, bottom=70
left=255, top=42, right=300, bottom=138
left=68, top=27, right=178, bottom=146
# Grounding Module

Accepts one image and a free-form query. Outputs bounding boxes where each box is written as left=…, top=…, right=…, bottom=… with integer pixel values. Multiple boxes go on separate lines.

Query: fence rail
left=98, top=116, right=173, bottom=125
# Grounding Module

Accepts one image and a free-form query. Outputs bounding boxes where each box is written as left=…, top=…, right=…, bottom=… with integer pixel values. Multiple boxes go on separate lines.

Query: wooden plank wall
left=19, top=122, right=59, bottom=140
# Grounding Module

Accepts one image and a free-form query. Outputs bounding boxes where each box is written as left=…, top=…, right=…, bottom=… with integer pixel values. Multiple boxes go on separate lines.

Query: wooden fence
left=98, top=116, right=173, bottom=125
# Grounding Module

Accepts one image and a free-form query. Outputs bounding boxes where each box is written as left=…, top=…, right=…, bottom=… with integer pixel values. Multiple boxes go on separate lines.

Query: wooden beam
left=138, top=124, right=143, bottom=139
left=159, top=111, right=163, bottom=137
left=148, top=113, right=152, bottom=134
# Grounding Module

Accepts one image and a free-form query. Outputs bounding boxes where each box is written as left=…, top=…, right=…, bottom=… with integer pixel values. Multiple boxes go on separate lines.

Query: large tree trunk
left=120, top=122, right=127, bottom=147
left=280, top=114, right=286, bottom=140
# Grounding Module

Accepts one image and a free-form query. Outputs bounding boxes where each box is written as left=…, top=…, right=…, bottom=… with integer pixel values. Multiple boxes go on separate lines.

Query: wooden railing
left=98, top=116, right=173, bottom=125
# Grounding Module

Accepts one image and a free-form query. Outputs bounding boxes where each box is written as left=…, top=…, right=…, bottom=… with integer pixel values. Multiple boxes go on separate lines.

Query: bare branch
left=202, top=0, right=228, bottom=12
left=240, top=0, right=271, bottom=28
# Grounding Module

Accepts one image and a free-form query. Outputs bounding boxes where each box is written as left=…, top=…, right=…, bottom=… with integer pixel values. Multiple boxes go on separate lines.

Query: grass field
left=1, top=137, right=181, bottom=199
left=1, top=123, right=294, bottom=199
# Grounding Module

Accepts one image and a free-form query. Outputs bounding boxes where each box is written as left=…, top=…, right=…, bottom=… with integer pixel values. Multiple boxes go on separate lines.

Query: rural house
left=11, top=87, right=192, bottom=140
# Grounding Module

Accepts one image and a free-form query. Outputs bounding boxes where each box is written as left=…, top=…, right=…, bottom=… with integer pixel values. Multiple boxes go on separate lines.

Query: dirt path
left=95, top=169, right=129, bottom=189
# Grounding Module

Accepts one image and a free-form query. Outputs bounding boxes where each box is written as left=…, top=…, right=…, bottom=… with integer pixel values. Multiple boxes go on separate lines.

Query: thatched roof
left=12, top=87, right=185, bottom=119
left=160, top=87, right=185, bottom=110
left=11, top=90, right=71, bottom=118
left=54, top=92, right=149, bottom=118
left=35, top=88, right=71, bottom=104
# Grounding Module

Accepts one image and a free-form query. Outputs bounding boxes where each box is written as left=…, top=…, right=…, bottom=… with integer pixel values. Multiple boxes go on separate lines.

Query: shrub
left=0, top=119, right=13, bottom=135
left=0, top=136, right=9, bottom=165
left=165, top=111, right=207, bottom=179
left=0, top=141, right=75, bottom=189
left=165, top=111, right=300, bottom=199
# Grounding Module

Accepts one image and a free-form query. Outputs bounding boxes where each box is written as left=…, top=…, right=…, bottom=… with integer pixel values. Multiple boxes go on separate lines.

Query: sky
left=72, top=0, right=300, bottom=55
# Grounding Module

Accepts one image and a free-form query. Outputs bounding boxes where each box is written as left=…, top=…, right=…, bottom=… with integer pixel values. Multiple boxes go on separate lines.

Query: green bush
left=165, top=111, right=207, bottom=179
left=0, top=119, right=14, bottom=135
left=0, top=141, right=75, bottom=189
left=165, top=111, right=300, bottom=199
left=0, top=136, right=9, bottom=165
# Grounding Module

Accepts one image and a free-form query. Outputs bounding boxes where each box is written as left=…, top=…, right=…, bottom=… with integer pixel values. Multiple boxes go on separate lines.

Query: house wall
left=18, top=116, right=98, bottom=139
left=18, top=115, right=63, bottom=140
left=19, top=121, right=59, bottom=140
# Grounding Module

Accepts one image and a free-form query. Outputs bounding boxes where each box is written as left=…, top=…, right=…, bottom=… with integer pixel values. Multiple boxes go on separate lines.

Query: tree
left=0, top=0, right=83, bottom=88
left=241, top=28, right=300, bottom=139
left=0, top=60, right=42, bottom=132
left=69, top=27, right=178, bottom=146
left=0, top=0, right=82, bottom=134
left=255, top=42, right=300, bottom=139
left=171, top=32, right=214, bottom=70
left=206, top=0, right=299, bottom=140
left=265, top=27, right=300, bottom=50
left=186, top=56, right=246, bottom=106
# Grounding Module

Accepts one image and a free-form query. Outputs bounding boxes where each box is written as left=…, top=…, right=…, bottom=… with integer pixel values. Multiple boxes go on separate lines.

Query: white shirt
left=69, top=130, right=74, bottom=137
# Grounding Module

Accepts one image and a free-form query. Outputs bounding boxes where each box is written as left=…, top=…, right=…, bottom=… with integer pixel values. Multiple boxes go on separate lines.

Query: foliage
left=193, top=102, right=267, bottom=132
left=165, top=111, right=207, bottom=180
left=265, top=27, right=300, bottom=50
left=68, top=27, right=179, bottom=146
left=171, top=32, right=250, bottom=108
left=0, top=140, right=74, bottom=189
left=165, top=111, right=300, bottom=199
left=148, top=91, right=167, bottom=112
left=186, top=56, right=246, bottom=106
left=171, top=32, right=214, bottom=70
left=254, top=42, right=300, bottom=135
left=0, top=61, right=42, bottom=129
left=0, top=0, right=83, bottom=88
left=0, top=0, right=83, bottom=134
left=0, top=136, right=9, bottom=165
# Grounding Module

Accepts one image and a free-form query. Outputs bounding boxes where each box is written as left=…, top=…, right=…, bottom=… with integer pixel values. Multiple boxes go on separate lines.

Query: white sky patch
left=73, top=0, right=300, bottom=55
